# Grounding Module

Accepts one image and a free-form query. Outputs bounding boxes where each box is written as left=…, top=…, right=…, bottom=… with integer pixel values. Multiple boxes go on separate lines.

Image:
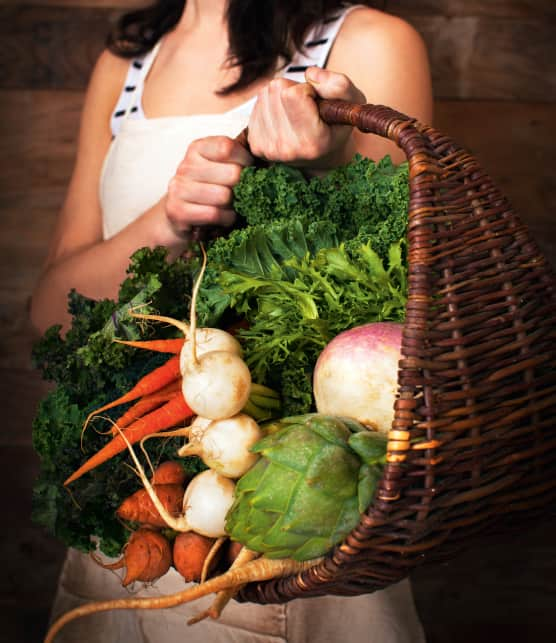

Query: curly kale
left=232, top=155, right=409, bottom=261
left=31, top=247, right=200, bottom=555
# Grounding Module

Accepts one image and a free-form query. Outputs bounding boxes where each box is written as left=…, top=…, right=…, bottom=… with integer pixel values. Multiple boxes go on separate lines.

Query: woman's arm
left=31, top=50, right=172, bottom=334
left=30, top=51, right=251, bottom=335
left=246, top=8, right=433, bottom=167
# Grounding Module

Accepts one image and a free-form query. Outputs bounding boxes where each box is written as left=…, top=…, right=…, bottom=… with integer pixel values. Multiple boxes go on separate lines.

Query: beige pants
left=50, top=549, right=426, bottom=643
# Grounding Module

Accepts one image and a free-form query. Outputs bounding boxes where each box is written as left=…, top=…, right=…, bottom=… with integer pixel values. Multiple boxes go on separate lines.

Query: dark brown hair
left=107, top=1, right=384, bottom=94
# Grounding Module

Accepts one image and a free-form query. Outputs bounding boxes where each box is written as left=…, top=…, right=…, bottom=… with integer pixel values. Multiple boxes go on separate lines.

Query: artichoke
left=225, top=414, right=387, bottom=561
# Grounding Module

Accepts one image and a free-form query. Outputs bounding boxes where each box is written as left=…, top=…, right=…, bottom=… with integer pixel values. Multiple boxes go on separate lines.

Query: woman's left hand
left=247, top=66, right=365, bottom=171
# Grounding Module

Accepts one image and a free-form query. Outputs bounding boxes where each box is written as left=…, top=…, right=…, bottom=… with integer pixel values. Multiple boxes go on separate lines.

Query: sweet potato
left=116, top=484, right=184, bottom=528
left=92, top=528, right=172, bottom=587
left=173, top=532, right=217, bottom=583
left=151, top=460, right=189, bottom=486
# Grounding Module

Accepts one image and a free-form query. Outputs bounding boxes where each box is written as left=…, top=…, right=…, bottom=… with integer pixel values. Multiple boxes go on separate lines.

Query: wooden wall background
left=1, top=1, right=555, bottom=641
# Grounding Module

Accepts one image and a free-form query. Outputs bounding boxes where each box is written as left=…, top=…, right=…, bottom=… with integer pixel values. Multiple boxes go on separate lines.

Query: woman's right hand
left=163, top=135, right=253, bottom=241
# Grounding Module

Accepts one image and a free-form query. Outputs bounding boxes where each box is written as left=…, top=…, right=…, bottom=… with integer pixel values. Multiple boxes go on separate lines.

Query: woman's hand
left=163, top=136, right=253, bottom=239
left=247, top=66, right=366, bottom=171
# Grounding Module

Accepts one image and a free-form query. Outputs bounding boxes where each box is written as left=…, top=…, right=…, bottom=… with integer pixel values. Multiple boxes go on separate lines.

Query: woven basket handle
left=235, top=99, right=415, bottom=157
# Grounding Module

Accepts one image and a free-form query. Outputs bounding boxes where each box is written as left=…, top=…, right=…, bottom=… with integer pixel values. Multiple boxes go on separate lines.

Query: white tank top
left=100, top=5, right=363, bottom=239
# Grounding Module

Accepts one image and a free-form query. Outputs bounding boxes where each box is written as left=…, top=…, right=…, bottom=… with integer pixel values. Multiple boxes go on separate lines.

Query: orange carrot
left=111, top=381, right=182, bottom=433
left=83, top=355, right=181, bottom=431
left=116, top=485, right=185, bottom=528
left=114, top=338, right=185, bottom=354
left=66, top=394, right=193, bottom=486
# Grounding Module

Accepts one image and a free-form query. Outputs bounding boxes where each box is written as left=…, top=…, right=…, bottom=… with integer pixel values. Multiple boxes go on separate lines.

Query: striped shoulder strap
left=281, top=4, right=364, bottom=82
left=110, top=41, right=162, bottom=137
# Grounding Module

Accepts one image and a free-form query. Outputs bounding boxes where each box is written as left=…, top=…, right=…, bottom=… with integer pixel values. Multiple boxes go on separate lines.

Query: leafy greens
left=32, top=154, right=410, bottom=553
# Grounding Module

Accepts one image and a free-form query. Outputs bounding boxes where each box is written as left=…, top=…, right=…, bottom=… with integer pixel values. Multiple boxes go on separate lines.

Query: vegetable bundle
left=32, top=153, right=409, bottom=559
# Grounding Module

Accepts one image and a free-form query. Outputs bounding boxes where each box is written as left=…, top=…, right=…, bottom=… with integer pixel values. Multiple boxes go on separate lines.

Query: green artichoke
left=225, top=414, right=387, bottom=561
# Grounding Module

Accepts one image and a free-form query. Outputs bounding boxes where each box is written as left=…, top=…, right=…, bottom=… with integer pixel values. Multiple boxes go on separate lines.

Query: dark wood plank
left=389, top=0, right=556, bottom=18
left=0, top=445, right=67, bottom=643
left=1, top=6, right=555, bottom=99
left=0, top=6, right=112, bottom=90
left=4, top=0, right=556, bottom=18
left=0, top=368, right=52, bottom=443
left=0, top=89, right=81, bottom=191
left=411, top=15, right=556, bottom=100
left=434, top=100, right=556, bottom=265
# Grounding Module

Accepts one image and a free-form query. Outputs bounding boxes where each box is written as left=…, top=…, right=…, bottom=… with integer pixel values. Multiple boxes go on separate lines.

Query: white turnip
left=177, top=414, right=263, bottom=478
left=313, top=322, right=403, bottom=434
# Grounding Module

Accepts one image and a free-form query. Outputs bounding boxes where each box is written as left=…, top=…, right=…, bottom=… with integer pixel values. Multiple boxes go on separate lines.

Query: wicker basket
left=238, top=100, right=556, bottom=603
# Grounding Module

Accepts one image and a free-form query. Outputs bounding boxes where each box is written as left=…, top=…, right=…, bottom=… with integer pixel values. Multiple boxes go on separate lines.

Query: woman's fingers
left=164, top=136, right=252, bottom=235
left=247, top=68, right=366, bottom=168
left=305, top=66, right=366, bottom=103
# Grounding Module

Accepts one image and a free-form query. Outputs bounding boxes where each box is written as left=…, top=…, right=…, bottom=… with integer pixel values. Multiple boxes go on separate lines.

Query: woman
left=34, top=1, right=433, bottom=641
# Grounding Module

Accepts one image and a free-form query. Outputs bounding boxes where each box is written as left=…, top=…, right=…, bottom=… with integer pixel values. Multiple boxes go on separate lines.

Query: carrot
left=93, top=529, right=172, bottom=587
left=65, top=394, right=193, bottom=486
left=151, top=460, right=189, bottom=486
left=83, top=354, right=181, bottom=433
left=111, top=381, right=182, bottom=433
left=172, top=532, right=217, bottom=583
left=45, top=556, right=321, bottom=643
left=116, top=484, right=185, bottom=528
left=113, top=338, right=185, bottom=354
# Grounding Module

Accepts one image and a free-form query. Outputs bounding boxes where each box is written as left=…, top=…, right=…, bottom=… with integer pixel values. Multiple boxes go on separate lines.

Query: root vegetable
left=313, top=322, right=403, bottom=433
left=64, top=394, right=194, bottom=485
left=151, top=460, right=188, bottom=486
left=177, top=413, right=262, bottom=478
left=127, top=312, right=242, bottom=374
left=92, top=528, right=172, bottom=587
left=187, top=546, right=259, bottom=624
left=113, top=338, right=185, bottom=354
left=45, top=556, right=321, bottom=643
left=172, top=532, right=217, bottom=583
left=116, top=484, right=184, bottom=528
left=117, top=425, right=236, bottom=538
left=111, top=381, right=182, bottom=433
left=178, top=469, right=236, bottom=537
left=181, top=350, right=252, bottom=420
left=82, top=355, right=181, bottom=433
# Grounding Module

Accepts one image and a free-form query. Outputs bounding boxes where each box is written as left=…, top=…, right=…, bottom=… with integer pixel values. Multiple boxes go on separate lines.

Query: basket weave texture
left=238, top=100, right=556, bottom=603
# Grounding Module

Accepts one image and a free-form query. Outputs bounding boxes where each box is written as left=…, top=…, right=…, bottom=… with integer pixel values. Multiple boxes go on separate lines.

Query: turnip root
left=182, top=350, right=252, bottom=420
left=118, top=425, right=236, bottom=537
left=313, top=322, right=403, bottom=434
left=178, top=469, right=236, bottom=537
left=177, top=414, right=263, bottom=478
left=45, top=555, right=321, bottom=643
